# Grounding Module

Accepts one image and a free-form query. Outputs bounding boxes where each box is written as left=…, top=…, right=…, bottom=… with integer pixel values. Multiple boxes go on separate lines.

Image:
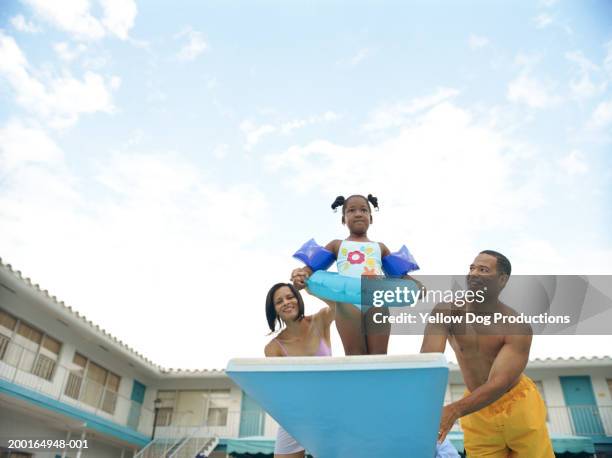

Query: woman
left=264, top=282, right=336, bottom=458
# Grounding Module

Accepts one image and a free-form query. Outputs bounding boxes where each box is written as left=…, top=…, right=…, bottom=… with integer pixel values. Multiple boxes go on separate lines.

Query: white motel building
left=0, top=258, right=611, bottom=458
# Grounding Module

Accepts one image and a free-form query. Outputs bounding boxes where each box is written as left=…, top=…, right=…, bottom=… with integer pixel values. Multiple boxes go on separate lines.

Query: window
left=156, top=408, right=173, bottom=426
left=42, top=335, right=61, bottom=354
left=16, top=322, right=42, bottom=344
left=32, top=354, right=56, bottom=380
left=0, top=310, right=17, bottom=333
left=207, top=407, right=228, bottom=426
left=207, top=391, right=230, bottom=426
left=155, top=390, right=176, bottom=426
left=0, top=334, right=9, bottom=360
left=64, top=353, right=121, bottom=414
left=156, top=389, right=231, bottom=427
left=0, top=308, right=62, bottom=382
left=0, top=450, right=32, bottom=458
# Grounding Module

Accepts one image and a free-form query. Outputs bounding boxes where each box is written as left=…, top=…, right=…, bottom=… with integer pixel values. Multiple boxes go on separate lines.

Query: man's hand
left=291, top=267, right=312, bottom=290
left=438, top=404, right=461, bottom=443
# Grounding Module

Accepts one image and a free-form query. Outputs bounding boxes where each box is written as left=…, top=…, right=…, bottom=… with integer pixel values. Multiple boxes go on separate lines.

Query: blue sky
left=0, top=0, right=611, bottom=368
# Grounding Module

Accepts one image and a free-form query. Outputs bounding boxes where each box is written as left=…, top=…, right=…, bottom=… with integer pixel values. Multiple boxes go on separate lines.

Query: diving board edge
left=227, top=353, right=447, bottom=372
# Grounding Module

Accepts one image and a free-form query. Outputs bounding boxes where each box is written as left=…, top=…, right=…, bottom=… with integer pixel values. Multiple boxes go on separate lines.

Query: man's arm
left=420, top=305, right=450, bottom=353
left=437, top=333, right=532, bottom=442
left=453, top=333, right=531, bottom=416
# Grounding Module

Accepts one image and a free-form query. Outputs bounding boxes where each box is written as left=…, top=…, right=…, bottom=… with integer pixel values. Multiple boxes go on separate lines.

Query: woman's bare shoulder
left=264, top=336, right=283, bottom=356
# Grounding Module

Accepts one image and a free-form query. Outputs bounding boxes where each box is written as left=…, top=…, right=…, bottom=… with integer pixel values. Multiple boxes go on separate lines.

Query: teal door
left=127, top=380, right=146, bottom=429
left=560, top=376, right=604, bottom=436
left=239, top=391, right=264, bottom=437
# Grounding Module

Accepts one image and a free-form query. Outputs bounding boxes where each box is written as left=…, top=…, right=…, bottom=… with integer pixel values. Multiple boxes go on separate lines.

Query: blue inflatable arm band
left=382, top=245, right=420, bottom=276
left=293, top=239, right=335, bottom=271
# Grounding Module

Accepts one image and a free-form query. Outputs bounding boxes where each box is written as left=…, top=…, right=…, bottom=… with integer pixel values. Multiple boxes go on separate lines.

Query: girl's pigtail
left=367, top=194, right=379, bottom=211
left=331, top=196, right=345, bottom=213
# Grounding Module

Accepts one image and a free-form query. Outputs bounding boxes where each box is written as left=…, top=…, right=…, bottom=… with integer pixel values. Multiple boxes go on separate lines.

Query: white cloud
left=23, top=0, right=136, bottom=41
left=0, top=143, right=276, bottom=368
left=10, top=14, right=41, bottom=33
left=240, top=111, right=340, bottom=150
left=176, top=28, right=208, bottom=61
left=604, top=40, right=612, bottom=78
left=590, top=99, right=612, bottom=128
left=99, top=0, right=138, bottom=40
left=565, top=51, right=604, bottom=100
left=364, top=87, right=460, bottom=131
left=265, top=98, right=547, bottom=276
left=0, top=120, right=64, bottom=173
left=468, top=34, right=489, bottom=50
left=349, top=47, right=370, bottom=66
left=533, top=13, right=553, bottom=29
left=569, top=74, right=599, bottom=100
left=213, top=143, right=229, bottom=159
left=559, top=150, right=588, bottom=176
left=337, top=47, right=372, bottom=66
left=280, top=111, right=340, bottom=134
left=53, top=42, right=87, bottom=62
left=566, top=51, right=598, bottom=74
left=0, top=32, right=118, bottom=128
left=514, top=53, right=542, bottom=71
left=240, top=121, right=276, bottom=151
left=507, top=73, right=561, bottom=109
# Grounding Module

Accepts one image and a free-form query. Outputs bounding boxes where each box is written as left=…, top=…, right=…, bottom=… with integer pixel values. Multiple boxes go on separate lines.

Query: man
left=421, top=250, right=554, bottom=458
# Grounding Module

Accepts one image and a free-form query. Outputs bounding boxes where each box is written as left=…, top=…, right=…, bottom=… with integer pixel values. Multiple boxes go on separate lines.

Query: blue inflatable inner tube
left=307, top=271, right=419, bottom=308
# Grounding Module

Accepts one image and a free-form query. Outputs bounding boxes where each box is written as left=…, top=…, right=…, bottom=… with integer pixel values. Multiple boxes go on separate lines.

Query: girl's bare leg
left=335, top=302, right=367, bottom=355
left=364, top=306, right=390, bottom=354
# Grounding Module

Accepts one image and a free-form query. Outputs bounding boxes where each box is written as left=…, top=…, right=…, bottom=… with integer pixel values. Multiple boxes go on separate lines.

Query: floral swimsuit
left=336, top=240, right=384, bottom=277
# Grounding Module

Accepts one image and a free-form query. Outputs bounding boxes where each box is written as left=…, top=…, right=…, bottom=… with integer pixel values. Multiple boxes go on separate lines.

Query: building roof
left=1, top=257, right=611, bottom=377
left=0, top=257, right=226, bottom=377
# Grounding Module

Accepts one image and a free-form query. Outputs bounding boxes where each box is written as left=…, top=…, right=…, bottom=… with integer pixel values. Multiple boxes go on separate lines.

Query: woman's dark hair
left=331, top=194, right=379, bottom=213
left=265, top=283, right=305, bottom=332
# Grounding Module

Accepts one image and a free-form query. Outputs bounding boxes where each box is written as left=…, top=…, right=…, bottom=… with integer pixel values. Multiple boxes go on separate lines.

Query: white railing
left=154, top=410, right=264, bottom=440
left=169, top=426, right=217, bottom=458
left=137, top=410, right=261, bottom=458
left=0, top=338, right=154, bottom=436
left=547, top=405, right=612, bottom=436
left=135, top=413, right=200, bottom=458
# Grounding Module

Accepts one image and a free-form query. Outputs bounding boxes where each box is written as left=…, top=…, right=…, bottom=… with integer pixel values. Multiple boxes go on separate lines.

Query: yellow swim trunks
left=460, top=375, right=554, bottom=458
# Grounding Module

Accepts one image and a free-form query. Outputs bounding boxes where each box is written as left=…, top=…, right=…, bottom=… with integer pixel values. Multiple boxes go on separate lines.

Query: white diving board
left=226, top=353, right=448, bottom=458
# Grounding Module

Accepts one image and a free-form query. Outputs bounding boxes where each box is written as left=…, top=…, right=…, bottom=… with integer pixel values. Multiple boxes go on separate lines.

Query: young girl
left=291, top=194, right=414, bottom=355
left=264, top=283, right=336, bottom=458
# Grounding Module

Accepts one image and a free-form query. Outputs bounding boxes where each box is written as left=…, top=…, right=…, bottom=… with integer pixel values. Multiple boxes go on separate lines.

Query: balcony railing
left=0, top=337, right=154, bottom=436
left=154, top=410, right=265, bottom=440
left=547, top=405, right=612, bottom=437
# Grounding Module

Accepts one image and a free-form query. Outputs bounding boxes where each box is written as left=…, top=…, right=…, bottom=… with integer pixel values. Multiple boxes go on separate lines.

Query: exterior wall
left=152, top=379, right=243, bottom=439
left=0, top=287, right=156, bottom=437
left=263, top=413, right=279, bottom=437
left=593, top=375, right=612, bottom=434
left=0, top=407, right=136, bottom=458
